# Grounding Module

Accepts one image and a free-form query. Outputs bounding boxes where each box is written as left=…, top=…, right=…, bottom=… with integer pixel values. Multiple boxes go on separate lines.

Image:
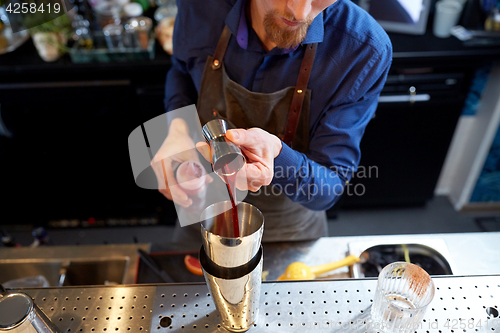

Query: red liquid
left=225, top=173, right=240, bottom=238
left=219, top=163, right=240, bottom=238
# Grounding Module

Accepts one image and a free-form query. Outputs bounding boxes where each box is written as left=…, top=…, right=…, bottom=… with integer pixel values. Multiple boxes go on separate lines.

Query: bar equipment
left=199, top=201, right=264, bottom=332
left=0, top=291, right=62, bottom=332
left=124, top=16, right=152, bottom=50
left=371, top=262, right=435, bottom=333
left=103, top=23, right=124, bottom=50
left=200, top=201, right=263, bottom=267
left=202, top=119, right=245, bottom=176
left=71, top=15, right=93, bottom=49
left=93, top=0, right=121, bottom=29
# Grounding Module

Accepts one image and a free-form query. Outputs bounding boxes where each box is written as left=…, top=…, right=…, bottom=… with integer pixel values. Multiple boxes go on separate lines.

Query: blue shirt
left=165, top=0, right=392, bottom=211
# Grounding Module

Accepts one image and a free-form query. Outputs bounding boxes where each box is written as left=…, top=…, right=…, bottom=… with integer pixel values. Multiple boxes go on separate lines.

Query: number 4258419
left=443, top=318, right=500, bottom=330
left=5, top=2, right=61, bottom=14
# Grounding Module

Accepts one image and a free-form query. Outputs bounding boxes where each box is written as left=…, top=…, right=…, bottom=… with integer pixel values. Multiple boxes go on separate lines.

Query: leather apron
left=172, top=25, right=328, bottom=244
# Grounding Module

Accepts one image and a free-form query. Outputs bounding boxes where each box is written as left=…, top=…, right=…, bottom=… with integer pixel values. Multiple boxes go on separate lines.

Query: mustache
left=271, top=10, right=313, bottom=25
left=263, top=10, right=312, bottom=49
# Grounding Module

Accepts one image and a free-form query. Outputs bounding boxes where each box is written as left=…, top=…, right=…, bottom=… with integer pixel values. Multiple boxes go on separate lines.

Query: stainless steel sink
left=63, top=258, right=129, bottom=286
left=348, top=237, right=455, bottom=278
left=0, top=259, right=63, bottom=286
left=0, top=244, right=149, bottom=287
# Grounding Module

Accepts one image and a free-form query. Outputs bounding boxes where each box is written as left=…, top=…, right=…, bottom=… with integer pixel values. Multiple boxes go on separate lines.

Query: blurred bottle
left=124, top=16, right=151, bottom=49
left=175, top=161, right=207, bottom=213
left=72, top=15, right=94, bottom=49
left=93, top=0, right=122, bottom=30
left=485, top=7, right=500, bottom=31
left=103, top=23, right=124, bottom=49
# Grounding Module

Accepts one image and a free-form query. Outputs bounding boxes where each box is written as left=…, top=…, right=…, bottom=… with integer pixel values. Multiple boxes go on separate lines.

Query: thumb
left=226, top=129, right=244, bottom=144
left=205, top=174, right=214, bottom=184
left=195, top=141, right=212, bottom=163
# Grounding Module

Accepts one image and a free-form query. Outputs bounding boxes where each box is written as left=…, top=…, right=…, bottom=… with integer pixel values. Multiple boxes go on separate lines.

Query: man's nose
left=287, top=0, right=311, bottom=21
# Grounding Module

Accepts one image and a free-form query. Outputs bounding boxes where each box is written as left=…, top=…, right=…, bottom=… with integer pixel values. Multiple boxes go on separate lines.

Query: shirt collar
left=225, top=0, right=246, bottom=38
left=225, top=0, right=325, bottom=52
left=303, top=11, right=324, bottom=44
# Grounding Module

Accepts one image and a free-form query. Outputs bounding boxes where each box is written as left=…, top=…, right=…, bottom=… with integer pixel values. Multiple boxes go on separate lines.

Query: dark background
left=0, top=0, right=499, bottom=231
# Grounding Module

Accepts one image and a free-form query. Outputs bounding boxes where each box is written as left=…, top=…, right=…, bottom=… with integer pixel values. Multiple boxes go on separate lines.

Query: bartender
left=152, top=0, right=392, bottom=242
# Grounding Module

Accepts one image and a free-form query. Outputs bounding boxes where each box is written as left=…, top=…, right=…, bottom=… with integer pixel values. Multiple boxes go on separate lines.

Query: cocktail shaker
left=199, top=245, right=262, bottom=332
left=199, top=201, right=264, bottom=332
left=200, top=201, right=263, bottom=267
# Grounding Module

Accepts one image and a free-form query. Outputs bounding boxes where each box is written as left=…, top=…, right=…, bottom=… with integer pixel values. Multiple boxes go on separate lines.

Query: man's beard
left=263, top=10, right=312, bottom=49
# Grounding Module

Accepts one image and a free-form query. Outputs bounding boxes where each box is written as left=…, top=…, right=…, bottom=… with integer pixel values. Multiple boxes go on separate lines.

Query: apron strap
left=282, top=43, right=318, bottom=148
left=210, top=25, right=317, bottom=148
left=212, top=25, right=232, bottom=70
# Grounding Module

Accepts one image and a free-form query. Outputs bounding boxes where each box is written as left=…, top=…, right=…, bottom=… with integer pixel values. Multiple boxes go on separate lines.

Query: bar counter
left=4, top=232, right=500, bottom=332
left=262, top=232, right=500, bottom=280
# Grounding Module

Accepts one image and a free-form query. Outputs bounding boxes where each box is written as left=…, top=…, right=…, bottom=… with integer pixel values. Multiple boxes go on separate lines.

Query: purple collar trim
left=236, top=0, right=249, bottom=49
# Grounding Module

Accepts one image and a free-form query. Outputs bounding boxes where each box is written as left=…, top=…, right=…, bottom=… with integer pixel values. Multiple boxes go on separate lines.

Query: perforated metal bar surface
left=15, top=275, right=500, bottom=333
left=25, top=286, right=157, bottom=332
left=152, top=276, right=500, bottom=332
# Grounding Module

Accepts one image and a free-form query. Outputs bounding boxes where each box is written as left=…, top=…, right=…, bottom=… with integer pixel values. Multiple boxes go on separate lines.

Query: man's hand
left=151, top=119, right=212, bottom=207
left=196, top=128, right=282, bottom=192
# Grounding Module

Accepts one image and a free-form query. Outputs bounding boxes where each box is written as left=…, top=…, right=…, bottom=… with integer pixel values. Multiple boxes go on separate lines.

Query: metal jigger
left=202, top=119, right=245, bottom=176
left=199, top=201, right=264, bottom=332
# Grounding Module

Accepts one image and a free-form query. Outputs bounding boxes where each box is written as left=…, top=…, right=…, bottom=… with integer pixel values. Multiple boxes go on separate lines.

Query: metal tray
left=10, top=274, right=500, bottom=332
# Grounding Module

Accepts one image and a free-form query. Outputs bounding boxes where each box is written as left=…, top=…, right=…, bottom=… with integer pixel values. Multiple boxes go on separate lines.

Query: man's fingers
left=245, top=163, right=273, bottom=186
left=196, top=141, right=212, bottom=163
left=151, top=159, right=167, bottom=190
left=205, top=174, right=214, bottom=184
left=152, top=161, right=174, bottom=201
left=247, top=181, right=261, bottom=192
left=159, top=188, right=172, bottom=200
left=152, top=158, right=191, bottom=207
left=162, top=160, right=196, bottom=208
left=234, top=167, right=249, bottom=192
left=226, top=129, right=245, bottom=145
left=226, top=128, right=266, bottom=148
left=233, top=163, right=272, bottom=193
left=170, top=186, right=192, bottom=208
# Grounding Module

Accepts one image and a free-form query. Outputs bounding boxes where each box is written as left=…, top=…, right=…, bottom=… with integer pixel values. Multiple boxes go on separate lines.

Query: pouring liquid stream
left=217, top=163, right=240, bottom=238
